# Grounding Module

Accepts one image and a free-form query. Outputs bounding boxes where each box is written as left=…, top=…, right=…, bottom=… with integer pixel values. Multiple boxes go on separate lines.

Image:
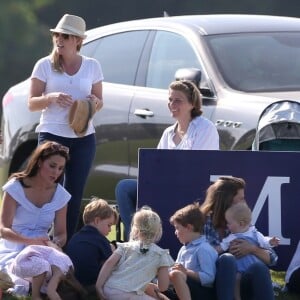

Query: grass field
left=2, top=270, right=298, bottom=299
left=2, top=225, right=299, bottom=299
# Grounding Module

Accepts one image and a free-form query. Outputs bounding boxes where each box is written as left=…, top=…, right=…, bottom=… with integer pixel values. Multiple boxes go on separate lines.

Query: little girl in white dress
left=96, top=206, right=174, bottom=300
left=10, top=241, right=74, bottom=300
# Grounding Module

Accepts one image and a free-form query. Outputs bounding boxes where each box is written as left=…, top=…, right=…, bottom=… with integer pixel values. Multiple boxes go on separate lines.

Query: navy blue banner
left=138, top=149, right=300, bottom=271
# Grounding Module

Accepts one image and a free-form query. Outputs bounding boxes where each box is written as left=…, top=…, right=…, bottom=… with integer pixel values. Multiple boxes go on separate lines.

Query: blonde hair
left=225, top=202, right=252, bottom=225
left=50, top=36, right=83, bottom=72
left=129, top=206, right=162, bottom=245
left=83, top=197, right=118, bottom=225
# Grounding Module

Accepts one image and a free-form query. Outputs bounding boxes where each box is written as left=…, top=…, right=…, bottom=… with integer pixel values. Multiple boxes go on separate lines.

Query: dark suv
left=2, top=14, right=300, bottom=202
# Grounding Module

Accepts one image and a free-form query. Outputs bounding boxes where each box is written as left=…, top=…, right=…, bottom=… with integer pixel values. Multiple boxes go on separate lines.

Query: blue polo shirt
left=66, top=225, right=112, bottom=286
left=176, top=235, right=218, bottom=287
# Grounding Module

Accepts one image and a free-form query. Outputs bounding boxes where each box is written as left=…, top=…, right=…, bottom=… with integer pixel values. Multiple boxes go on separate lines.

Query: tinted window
left=146, top=31, right=201, bottom=89
left=206, top=32, right=300, bottom=92
left=91, top=31, right=149, bottom=85
left=81, top=40, right=98, bottom=57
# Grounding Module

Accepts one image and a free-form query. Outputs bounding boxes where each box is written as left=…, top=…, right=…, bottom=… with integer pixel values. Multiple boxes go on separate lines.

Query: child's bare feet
left=46, top=265, right=63, bottom=300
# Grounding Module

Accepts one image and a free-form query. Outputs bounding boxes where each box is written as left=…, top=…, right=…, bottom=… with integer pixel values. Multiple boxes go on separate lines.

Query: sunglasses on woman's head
left=42, top=142, right=70, bottom=157
left=52, top=32, right=70, bottom=40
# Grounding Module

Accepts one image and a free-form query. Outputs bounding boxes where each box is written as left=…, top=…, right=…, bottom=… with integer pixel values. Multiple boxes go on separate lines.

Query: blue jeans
left=115, top=179, right=137, bottom=240
left=240, top=261, right=275, bottom=300
left=38, top=132, right=96, bottom=240
left=215, top=253, right=274, bottom=300
left=187, top=277, right=215, bottom=299
left=215, top=253, right=236, bottom=300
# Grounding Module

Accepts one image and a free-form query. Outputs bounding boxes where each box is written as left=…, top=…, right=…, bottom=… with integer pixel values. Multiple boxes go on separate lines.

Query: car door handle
left=134, top=109, right=154, bottom=118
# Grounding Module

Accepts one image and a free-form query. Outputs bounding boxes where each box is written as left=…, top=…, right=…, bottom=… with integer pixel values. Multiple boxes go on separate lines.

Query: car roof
left=86, top=14, right=300, bottom=40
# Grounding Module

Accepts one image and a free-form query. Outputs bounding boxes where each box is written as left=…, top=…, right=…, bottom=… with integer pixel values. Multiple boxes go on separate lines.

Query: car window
left=81, top=40, right=98, bottom=57
left=206, top=32, right=300, bottom=92
left=89, top=31, right=149, bottom=85
left=146, top=31, right=202, bottom=89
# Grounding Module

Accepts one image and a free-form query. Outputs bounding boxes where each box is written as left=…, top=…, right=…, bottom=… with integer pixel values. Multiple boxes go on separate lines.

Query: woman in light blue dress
left=0, top=141, right=71, bottom=297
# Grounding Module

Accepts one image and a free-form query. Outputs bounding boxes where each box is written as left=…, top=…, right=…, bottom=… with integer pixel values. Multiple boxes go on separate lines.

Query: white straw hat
left=50, top=14, right=87, bottom=39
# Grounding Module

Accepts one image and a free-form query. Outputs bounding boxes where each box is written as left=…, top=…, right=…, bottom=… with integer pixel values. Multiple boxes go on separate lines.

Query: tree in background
left=0, top=1, right=53, bottom=102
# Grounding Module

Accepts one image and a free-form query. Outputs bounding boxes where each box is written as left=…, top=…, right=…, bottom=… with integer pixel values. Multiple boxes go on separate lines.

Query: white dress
left=0, top=178, right=70, bottom=293
left=10, top=245, right=73, bottom=282
left=104, top=241, right=174, bottom=295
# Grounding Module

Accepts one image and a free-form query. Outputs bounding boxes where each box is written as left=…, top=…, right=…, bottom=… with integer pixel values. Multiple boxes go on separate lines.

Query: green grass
left=2, top=271, right=298, bottom=299
left=270, top=271, right=299, bottom=300
left=1, top=226, right=297, bottom=299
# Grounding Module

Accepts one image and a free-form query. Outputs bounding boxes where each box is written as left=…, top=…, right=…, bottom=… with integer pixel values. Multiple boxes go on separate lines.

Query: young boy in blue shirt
left=168, top=202, right=218, bottom=300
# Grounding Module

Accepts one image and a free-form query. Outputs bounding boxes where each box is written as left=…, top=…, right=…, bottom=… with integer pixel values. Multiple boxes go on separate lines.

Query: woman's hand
left=229, top=238, right=256, bottom=258
left=46, top=92, right=73, bottom=108
left=88, top=94, right=103, bottom=111
left=46, top=240, right=63, bottom=251
left=229, top=238, right=272, bottom=264
left=27, top=236, right=50, bottom=246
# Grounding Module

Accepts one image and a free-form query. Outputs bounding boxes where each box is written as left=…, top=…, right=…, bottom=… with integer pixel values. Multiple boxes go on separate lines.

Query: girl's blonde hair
left=129, top=206, right=162, bottom=245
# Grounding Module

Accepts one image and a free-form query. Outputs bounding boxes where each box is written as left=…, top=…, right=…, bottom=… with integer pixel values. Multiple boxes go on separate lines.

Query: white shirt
left=157, top=116, right=219, bottom=150
left=31, top=55, right=104, bottom=138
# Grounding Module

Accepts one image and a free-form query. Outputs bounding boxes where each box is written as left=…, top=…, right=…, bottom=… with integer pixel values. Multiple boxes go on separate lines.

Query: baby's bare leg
left=31, top=272, right=46, bottom=300
left=46, top=265, right=63, bottom=300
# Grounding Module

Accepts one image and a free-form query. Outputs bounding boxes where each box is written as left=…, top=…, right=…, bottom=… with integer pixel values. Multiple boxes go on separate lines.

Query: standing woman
left=200, top=176, right=276, bottom=300
left=28, top=14, right=104, bottom=239
left=116, top=80, right=219, bottom=238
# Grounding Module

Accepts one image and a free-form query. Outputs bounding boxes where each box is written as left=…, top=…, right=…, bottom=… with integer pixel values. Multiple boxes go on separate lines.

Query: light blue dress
left=0, top=178, right=70, bottom=271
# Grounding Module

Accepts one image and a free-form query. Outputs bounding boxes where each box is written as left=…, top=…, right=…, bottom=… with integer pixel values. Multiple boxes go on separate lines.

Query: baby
left=215, top=202, right=279, bottom=300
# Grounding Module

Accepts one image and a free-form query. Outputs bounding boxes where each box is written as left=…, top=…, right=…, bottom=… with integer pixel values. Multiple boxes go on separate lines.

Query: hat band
left=55, top=24, right=84, bottom=37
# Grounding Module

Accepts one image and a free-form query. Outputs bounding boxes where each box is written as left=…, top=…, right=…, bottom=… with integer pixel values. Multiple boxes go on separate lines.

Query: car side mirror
left=175, top=68, right=215, bottom=98
left=175, top=68, right=202, bottom=87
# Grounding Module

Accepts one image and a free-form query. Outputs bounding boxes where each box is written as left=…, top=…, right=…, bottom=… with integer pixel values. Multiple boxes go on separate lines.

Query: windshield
left=205, top=32, right=300, bottom=92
